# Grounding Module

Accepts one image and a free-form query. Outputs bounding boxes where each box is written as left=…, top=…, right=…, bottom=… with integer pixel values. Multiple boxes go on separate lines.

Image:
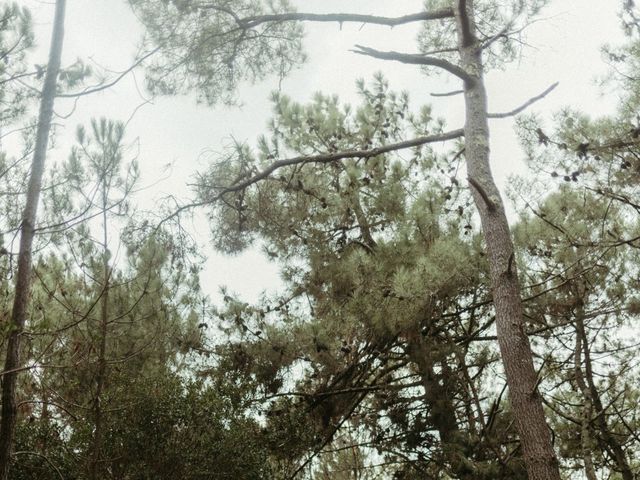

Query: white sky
left=16, top=0, right=625, bottom=304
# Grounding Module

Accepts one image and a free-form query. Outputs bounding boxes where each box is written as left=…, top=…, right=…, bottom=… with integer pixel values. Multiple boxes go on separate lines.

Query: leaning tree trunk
left=0, top=1, right=66, bottom=478
left=454, top=1, right=561, bottom=479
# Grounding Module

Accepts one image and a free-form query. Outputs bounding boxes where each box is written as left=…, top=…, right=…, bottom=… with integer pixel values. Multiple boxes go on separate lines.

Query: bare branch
left=431, top=89, right=464, bottom=97
left=210, top=129, right=463, bottom=196
left=479, top=24, right=511, bottom=51
left=488, top=82, right=559, bottom=119
left=351, top=44, right=475, bottom=85
left=197, top=6, right=455, bottom=28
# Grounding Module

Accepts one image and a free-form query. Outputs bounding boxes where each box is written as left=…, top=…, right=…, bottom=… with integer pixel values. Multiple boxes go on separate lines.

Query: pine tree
left=0, top=2, right=65, bottom=477
left=130, top=1, right=562, bottom=476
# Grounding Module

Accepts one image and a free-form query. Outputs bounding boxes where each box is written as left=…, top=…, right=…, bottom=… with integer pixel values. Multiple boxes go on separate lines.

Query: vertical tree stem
left=454, top=1, right=561, bottom=478
left=0, top=1, right=66, bottom=477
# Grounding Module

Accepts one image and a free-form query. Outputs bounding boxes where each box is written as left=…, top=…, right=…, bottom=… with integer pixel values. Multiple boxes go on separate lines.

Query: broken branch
left=468, top=177, right=496, bottom=211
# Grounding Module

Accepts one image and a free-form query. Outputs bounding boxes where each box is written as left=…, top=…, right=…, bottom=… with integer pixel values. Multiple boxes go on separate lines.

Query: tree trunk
left=88, top=185, right=111, bottom=480
left=453, top=1, right=561, bottom=478
left=575, top=296, right=633, bottom=480
left=573, top=313, right=598, bottom=480
left=0, top=1, right=66, bottom=478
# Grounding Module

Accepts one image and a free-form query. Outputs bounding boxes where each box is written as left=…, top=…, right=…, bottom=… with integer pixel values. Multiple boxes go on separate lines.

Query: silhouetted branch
left=431, top=89, right=464, bottom=97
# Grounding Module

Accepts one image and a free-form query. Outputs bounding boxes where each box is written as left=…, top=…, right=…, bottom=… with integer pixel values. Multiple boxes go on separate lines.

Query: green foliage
left=197, top=75, right=460, bottom=255
left=12, top=373, right=271, bottom=480
left=0, top=2, right=34, bottom=124
left=419, top=0, right=549, bottom=70
left=197, top=77, right=531, bottom=477
left=128, top=0, right=305, bottom=104
left=7, top=1, right=640, bottom=478
left=511, top=164, right=640, bottom=475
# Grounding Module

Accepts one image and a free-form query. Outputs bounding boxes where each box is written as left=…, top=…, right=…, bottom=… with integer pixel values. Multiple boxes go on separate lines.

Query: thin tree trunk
left=0, top=1, right=66, bottom=478
left=575, top=298, right=633, bottom=480
left=453, top=1, right=561, bottom=478
left=573, top=315, right=598, bottom=480
left=88, top=177, right=111, bottom=480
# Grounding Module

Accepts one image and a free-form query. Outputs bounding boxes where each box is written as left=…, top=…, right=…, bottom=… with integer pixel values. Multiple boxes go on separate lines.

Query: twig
left=55, top=47, right=160, bottom=98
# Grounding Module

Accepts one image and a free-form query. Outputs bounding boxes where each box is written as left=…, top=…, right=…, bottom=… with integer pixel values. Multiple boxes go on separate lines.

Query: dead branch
left=431, top=89, right=464, bottom=97
left=197, top=6, right=455, bottom=28
left=487, top=82, right=559, bottom=119
left=351, top=44, right=475, bottom=85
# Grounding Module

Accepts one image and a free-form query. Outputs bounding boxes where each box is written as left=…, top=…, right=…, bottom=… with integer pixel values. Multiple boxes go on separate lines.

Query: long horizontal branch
left=351, top=44, right=475, bottom=85
left=198, top=5, right=455, bottom=28
left=207, top=128, right=464, bottom=198
left=164, top=128, right=464, bottom=221
left=245, top=9, right=453, bottom=28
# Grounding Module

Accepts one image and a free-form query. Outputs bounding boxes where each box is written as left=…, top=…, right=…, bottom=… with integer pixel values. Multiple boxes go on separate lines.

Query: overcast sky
left=17, top=0, right=626, bottom=304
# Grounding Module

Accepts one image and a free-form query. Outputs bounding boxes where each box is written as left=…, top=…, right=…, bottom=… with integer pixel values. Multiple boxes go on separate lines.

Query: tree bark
left=0, top=1, right=66, bottom=478
left=453, top=1, right=561, bottom=479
